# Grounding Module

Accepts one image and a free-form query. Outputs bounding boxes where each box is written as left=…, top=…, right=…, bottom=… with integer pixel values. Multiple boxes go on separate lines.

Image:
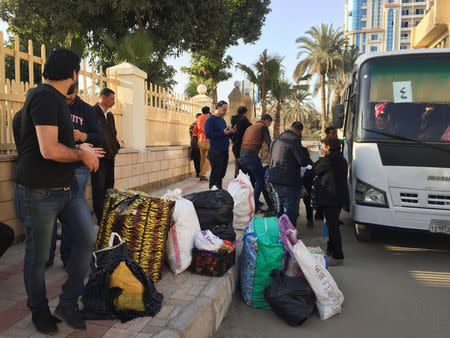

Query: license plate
left=430, top=219, right=450, bottom=234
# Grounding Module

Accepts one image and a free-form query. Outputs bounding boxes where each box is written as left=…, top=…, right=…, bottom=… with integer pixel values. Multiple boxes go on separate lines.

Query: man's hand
left=78, top=149, right=100, bottom=172
left=78, top=143, right=105, bottom=158
left=74, top=129, right=88, bottom=142
left=224, top=128, right=236, bottom=135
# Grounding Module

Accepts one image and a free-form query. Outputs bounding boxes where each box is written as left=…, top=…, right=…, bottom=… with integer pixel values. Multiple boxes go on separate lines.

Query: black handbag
left=92, top=232, right=129, bottom=269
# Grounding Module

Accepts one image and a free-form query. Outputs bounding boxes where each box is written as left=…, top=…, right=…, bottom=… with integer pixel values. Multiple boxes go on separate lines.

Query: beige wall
left=1, top=144, right=236, bottom=241
left=0, top=146, right=196, bottom=241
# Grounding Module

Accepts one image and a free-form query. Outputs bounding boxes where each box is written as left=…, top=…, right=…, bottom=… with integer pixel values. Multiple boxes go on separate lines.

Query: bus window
left=358, top=55, right=450, bottom=143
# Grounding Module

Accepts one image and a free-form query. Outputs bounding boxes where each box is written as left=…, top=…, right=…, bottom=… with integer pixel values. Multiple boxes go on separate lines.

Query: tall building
left=412, top=0, right=450, bottom=49
left=344, top=0, right=430, bottom=54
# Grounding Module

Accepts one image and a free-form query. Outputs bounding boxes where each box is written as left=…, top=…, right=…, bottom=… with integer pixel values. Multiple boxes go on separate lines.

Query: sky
left=0, top=0, right=345, bottom=105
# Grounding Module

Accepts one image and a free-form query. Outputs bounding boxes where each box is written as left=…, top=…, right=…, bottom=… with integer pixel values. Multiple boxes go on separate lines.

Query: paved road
left=216, top=206, right=450, bottom=338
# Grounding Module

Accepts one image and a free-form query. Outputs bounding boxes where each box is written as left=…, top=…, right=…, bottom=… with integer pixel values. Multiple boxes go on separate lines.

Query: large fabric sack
left=284, top=228, right=344, bottom=320
left=183, top=190, right=234, bottom=229
left=264, top=269, right=316, bottom=326
left=227, top=171, right=255, bottom=230
left=240, top=219, right=258, bottom=306
left=96, top=188, right=175, bottom=283
left=240, top=218, right=285, bottom=308
left=263, top=166, right=277, bottom=208
left=163, top=189, right=200, bottom=275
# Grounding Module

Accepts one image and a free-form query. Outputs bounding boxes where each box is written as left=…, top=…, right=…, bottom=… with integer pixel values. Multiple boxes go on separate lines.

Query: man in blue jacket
left=269, top=121, right=308, bottom=229
left=205, top=100, right=235, bottom=189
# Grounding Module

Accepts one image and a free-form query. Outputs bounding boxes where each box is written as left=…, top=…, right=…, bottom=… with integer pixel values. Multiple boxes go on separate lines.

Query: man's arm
left=205, top=119, right=226, bottom=139
left=261, top=126, right=272, bottom=148
left=85, top=106, right=104, bottom=146
left=35, top=125, right=99, bottom=171
left=292, top=143, right=308, bottom=168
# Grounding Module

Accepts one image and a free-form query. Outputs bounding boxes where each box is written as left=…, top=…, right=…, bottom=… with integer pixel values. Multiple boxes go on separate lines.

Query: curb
left=164, top=244, right=242, bottom=338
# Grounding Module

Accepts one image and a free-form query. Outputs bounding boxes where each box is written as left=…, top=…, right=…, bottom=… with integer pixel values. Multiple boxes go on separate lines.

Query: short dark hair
left=201, top=106, right=211, bottom=114
left=100, top=88, right=115, bottom=97
left=291, top=121, right=304, bottom=131
left=237, top=106, right=248, bottom=115
left=67, top=81, right=78, bottom=95
left=324, top=137, right=341, bottom=151
left=216, top=100, right=228, bottom=109
left=325, top=126, right=337, bottom=135
left=261, top=114, right=273, bottom=122
left=195, top=113, right=202, bottom=118
left=320, top=138, right=327, bottom=144
left=43, top=48, right=80, bottom=81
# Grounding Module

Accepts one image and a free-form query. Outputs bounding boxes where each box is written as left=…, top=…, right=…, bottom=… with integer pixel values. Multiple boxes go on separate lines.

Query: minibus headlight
left=355, top=179, right=388, bottom=207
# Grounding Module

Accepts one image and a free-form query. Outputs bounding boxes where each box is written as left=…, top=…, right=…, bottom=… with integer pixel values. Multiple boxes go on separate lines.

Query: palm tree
left=268, top=79, right=295, bottom=137
left=294, top=24, right=346, bottom=134
left=184, top=77, right=212, bottom=97
left=236, top=49, right=283, bottom=115
left=329, top=44, right=359, bottom=117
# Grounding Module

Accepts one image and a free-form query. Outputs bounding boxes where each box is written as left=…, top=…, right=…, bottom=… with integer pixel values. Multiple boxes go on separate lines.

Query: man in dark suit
left=92, top=88, right=121, bottom=224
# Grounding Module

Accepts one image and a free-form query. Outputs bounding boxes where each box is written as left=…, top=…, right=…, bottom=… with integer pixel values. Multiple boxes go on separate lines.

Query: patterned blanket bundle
left=95, top=188, right=175, bottom=283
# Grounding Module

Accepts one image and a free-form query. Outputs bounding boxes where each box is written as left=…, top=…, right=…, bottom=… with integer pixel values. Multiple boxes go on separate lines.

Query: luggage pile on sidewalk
left=240, top=214, right=344, bottom=326
left=81, top=185, right=242, bottom=322
left=184, top=188, right=237, bottom=276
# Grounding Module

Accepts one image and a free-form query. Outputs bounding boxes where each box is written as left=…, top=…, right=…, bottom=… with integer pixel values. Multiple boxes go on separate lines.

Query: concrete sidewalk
left=0, top=164, right=239, bottom=338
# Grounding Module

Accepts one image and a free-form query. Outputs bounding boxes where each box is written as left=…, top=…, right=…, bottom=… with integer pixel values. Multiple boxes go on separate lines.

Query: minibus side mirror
left=332, top=104, right=345, bottom=128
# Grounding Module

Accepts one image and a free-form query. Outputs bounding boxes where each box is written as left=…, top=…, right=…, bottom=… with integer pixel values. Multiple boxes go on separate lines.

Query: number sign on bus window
left=393, top=81, right=412, bottom=103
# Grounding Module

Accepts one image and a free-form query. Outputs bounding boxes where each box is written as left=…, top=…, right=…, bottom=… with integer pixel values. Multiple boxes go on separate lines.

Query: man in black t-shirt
left=47, top=82, right=104, bottom=267
left=15, top=49, right=103, bottom=334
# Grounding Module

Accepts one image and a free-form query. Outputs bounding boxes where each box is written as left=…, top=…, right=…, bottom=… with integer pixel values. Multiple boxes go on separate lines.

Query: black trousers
left=324, top=207, right=344, bottom=259
left=232, top=144, right=243, bottom=178
left=191, top=148, right=201, bottom=176
left=208, top=150, right=229, bottom=189
left=91, top=158, right=115, bottom=223
left=0, top=222, right=14, bottom=258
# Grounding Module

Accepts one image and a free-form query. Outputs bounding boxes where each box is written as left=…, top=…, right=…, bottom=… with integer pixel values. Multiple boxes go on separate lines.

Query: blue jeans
left=272, top=184, right=302, bottom=228
left=239, top=156, right=265, bottom=206
left=56, top=165, right=91, bottom=264
left=14, top=183, right=96, bottom=311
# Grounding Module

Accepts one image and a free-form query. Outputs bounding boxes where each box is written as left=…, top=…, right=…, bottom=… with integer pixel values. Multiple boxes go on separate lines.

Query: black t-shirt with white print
left=17, top=84, right=76, bottom=189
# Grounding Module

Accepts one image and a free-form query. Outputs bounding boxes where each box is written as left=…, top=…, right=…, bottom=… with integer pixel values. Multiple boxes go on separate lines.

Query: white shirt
left=99, top=103, right=110, bottom=119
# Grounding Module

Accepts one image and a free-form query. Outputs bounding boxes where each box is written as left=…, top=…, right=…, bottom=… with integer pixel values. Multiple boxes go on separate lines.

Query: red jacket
left=194, top=114, right=210, bottom=141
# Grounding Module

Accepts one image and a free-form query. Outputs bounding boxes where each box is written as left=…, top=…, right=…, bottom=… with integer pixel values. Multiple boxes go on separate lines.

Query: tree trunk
left=330, top=87, right=342, bottom=124
left=326, top=78, right=331, bottom=121
left=274, top=101, right=281, bottom=137
left=320, top=73, right=326, bottom=136
left=211, top=83, right=218, bottom=106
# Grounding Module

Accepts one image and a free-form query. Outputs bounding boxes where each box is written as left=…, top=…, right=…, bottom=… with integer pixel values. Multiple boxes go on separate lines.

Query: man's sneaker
left=54, top=303, right=87, bottom=330
left=32, top=307, right=58, bottom=334
left=199, top=176, right=209, bottom=182
left=327, top=258, right=344, bottom=266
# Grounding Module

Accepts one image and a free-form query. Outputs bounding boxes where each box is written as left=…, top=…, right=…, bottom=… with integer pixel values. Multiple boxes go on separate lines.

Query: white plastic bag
left=194, top=230, right=225, bottom=253
left=289, top=232, right=344, bottom=320
left=227, top=171, right=255, bottom=230
left=163, top=189, right=201, bottom=275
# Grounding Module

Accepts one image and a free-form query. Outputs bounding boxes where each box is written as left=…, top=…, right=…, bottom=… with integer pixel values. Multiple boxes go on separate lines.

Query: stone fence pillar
left=192, top=84, right=213, bottom=114
left=228, top=81, right=254, bottom=123
left=107, top=62, right=147, bottom=151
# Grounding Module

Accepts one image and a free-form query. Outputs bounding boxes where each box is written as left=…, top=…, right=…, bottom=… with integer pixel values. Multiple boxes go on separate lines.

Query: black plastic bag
left=210, top=224, right=236, bottom=242
left=184, top=190, right=234, bottom=229
left=264, top=269, right=316, bottom=326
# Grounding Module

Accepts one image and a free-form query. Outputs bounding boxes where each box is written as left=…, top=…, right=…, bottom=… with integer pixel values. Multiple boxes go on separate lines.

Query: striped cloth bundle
left=95, top=188, right=175, bottom=283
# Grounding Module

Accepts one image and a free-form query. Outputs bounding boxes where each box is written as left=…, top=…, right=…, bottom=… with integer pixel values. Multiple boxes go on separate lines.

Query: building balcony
left=411, top=0, right=450, bottom=48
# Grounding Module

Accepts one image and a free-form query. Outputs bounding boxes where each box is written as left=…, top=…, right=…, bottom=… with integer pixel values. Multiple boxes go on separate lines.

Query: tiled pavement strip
left=0, top=164, right=240, bottom=338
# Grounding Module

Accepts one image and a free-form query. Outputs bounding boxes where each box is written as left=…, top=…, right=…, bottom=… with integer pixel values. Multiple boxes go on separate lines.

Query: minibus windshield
left=358, top=55, right=450, bottom=143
